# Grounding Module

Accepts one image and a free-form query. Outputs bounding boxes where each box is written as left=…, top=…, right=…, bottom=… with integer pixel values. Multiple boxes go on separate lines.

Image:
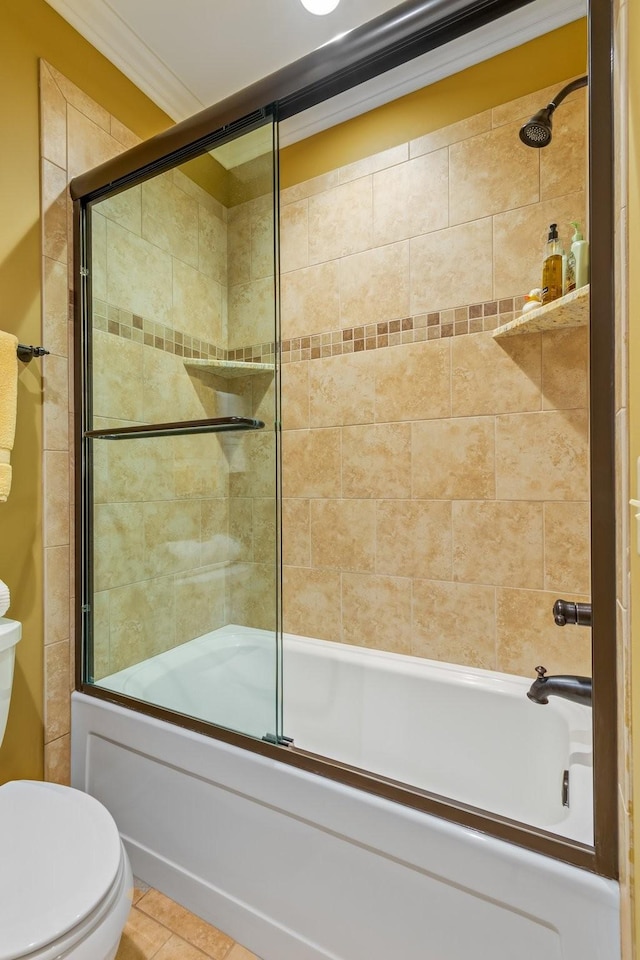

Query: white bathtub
left=71, top=625, right=619, bottom=960
left=95, top=625, right=592, bottom=842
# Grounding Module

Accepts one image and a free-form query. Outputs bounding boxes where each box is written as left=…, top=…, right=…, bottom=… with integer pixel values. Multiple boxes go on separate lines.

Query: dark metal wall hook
left=17, top=344, right=50, bottom=363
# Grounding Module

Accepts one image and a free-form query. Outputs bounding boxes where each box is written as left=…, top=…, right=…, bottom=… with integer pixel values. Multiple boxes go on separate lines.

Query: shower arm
left=548, top=75, right=588, bottom=113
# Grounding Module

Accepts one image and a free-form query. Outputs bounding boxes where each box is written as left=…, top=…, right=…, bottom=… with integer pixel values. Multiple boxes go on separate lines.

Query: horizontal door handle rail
left=85, top=416, right=265, bottom=440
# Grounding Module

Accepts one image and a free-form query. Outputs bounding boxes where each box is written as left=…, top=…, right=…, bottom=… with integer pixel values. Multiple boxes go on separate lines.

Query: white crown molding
left=44, top=0, right=202, bottom=121
left=280, top=0, right=587, bottom=146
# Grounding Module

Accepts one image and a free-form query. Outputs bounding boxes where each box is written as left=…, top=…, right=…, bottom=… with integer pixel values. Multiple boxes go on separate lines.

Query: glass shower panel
left=84, top=121, right=280, bottom=742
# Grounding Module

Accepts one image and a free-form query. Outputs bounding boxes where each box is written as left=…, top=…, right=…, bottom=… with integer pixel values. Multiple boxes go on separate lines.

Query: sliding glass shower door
left=79, top=119, right=281, bottom=742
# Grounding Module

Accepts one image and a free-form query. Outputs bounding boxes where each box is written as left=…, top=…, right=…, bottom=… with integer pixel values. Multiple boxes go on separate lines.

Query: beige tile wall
left=227, top=194, right=275, bottom=350
left=90, top=161, right=277, bottom=677
left=280, top=79, right=592, bottom=678
left=91, top=170, right=231, bottom=678
left=226, top=190, right=277, bottom=634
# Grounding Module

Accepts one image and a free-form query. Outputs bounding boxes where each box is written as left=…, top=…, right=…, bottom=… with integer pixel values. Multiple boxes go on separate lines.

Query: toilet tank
left=0, top=619, right=21, bottom=746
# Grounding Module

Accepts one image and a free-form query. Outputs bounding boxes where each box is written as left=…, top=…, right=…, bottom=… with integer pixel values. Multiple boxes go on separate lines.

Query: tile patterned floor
left=116, top=879, right=261, bottom=960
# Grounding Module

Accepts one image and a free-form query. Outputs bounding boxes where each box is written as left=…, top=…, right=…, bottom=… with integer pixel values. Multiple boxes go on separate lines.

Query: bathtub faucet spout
left=527, top=666, right=592, bottom=707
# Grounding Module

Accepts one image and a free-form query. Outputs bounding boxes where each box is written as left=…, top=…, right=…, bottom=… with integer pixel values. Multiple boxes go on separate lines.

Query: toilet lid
left=0, top=780, right=123, bottom=959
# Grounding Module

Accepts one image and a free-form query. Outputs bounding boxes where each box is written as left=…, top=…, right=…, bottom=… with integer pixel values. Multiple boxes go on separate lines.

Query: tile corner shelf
left=184, top=358, right=275, bottom=379
left=493, top=284, right=590, bottom=339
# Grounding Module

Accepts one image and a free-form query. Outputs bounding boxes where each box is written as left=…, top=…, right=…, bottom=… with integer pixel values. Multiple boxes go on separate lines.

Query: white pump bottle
left=570, top=221, right=589, bottom=289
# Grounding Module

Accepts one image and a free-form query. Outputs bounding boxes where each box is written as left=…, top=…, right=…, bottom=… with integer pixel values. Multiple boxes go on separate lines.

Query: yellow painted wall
left=281, top=19, right=587, bottom=187
left=629, top=0, right=640, bottom=946
left=0, top=0, right=170, bottom=784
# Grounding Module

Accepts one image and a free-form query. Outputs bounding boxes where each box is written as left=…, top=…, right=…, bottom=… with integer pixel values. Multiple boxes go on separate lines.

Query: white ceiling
left=45, top=0, right=587, bottom=143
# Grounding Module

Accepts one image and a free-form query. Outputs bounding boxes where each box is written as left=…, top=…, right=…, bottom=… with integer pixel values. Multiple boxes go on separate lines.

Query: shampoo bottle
left=542, top=223, right=563, bottom=304
left=570, top=221, right=590, bottom=289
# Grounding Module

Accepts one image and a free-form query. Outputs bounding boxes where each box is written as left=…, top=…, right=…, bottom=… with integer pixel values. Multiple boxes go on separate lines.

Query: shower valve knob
left=553, top=599, right=592, bottom=627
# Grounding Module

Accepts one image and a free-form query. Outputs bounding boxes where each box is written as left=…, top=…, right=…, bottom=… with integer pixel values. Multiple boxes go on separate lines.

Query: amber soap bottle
left=541, top=223, right=563, bottom=304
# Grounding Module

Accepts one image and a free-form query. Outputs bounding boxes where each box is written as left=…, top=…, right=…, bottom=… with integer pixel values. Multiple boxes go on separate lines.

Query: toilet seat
left=0, top=780, right=128, bottom=960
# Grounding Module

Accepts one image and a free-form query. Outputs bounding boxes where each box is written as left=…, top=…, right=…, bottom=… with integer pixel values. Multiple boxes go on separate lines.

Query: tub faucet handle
left=534, top=665, right=547, bottom=679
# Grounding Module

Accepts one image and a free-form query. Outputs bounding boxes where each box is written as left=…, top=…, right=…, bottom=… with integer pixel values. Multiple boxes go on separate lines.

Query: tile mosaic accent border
left=281, top=296, right=525, bottom=363
left=95, top=295, right=526, bottom=367
left=93, top=299, right=276, bottom=363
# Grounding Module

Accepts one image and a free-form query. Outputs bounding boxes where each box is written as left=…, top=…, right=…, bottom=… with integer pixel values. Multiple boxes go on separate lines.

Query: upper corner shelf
left=184, top=358, right=275, bottom=379
left=493, top=285, right=590, bottom=339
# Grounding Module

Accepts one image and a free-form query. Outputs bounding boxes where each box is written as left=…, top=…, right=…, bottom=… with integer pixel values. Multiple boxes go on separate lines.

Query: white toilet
left=0, top=618, right=132, bottom=960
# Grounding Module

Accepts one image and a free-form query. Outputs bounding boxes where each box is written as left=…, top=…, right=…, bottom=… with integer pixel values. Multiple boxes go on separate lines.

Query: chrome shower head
left=519, top=105, right=554, bottom=148
left=518, top=75, right=588, bottom=149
